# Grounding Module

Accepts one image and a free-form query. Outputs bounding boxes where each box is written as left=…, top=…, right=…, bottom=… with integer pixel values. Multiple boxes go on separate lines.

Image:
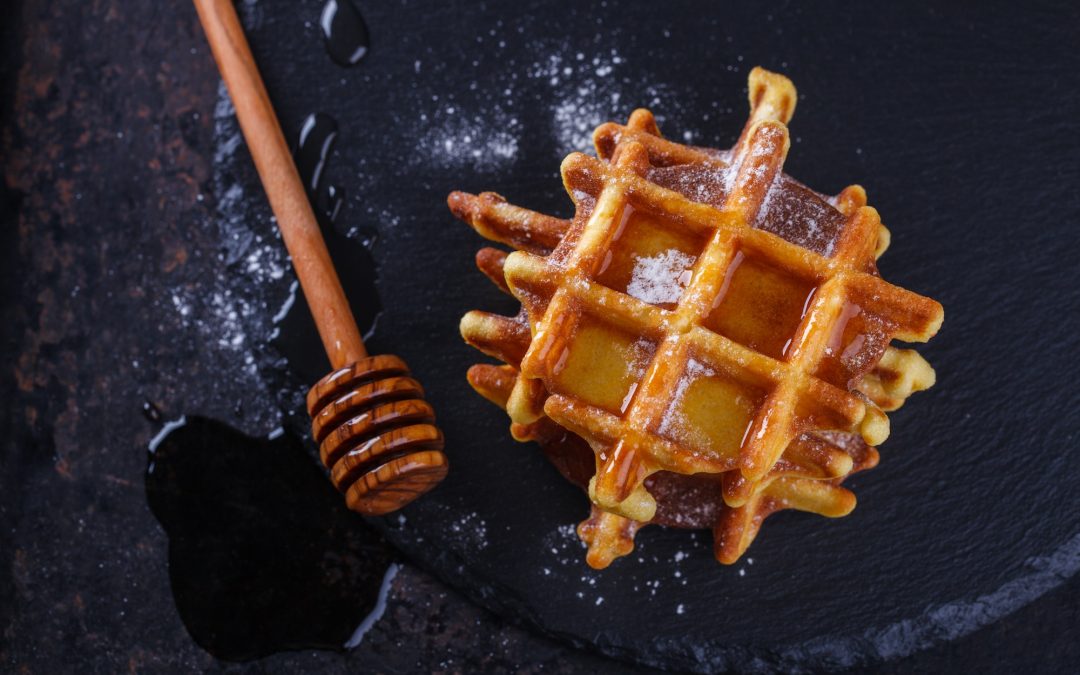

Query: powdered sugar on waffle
left=657, top=359, right=716, bottom=442
left=626, top=249, right=695, bottom=305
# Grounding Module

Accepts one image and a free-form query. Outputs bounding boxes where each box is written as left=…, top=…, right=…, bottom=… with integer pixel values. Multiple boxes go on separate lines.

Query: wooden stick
left=193, top=0, right=448, bottom=515
left=193, top=0, right=366, bottom=368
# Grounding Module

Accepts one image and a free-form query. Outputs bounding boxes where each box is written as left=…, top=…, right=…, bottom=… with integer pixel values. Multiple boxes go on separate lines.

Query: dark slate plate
left=234, top=0, right=1080, bottom=671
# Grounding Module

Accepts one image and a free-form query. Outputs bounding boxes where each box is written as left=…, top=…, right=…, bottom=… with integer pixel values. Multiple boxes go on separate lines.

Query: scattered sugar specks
left=171, top=293, right=192, bottom=318
left=541, top=49, right=684, bottom=156
left=159, top=80, right=297, bottom=432
left=208, top=291, right=248, bottom=351
left=447, top=511, right=490, bottom=552
left=404, top=40, right=699, bottom=172
left=417, top=106, right=521, bottom=171
left=543, top=522, right=587, bottom=568
left=551, top=87, right=623, bottom=156
left=657, top=358, right=717, bottom=443
left=644, top=578, right=663, bottom=597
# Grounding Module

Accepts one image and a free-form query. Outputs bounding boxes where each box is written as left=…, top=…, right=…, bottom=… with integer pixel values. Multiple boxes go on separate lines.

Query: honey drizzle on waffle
left=503, top=77, right=941, bottom=522
left=450, top=67, right=943, bottom=566
left=465, top=359, right=883, bottom=568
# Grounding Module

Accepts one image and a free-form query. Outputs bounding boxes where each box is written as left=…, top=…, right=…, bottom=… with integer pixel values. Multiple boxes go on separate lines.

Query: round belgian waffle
left=449, top=67, right=942, bottom=568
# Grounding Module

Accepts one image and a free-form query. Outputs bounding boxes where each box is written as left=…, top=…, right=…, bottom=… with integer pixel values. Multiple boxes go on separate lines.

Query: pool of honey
left=814, top=301, right=891, bottom=388
left=550, top=316, right=657, bottom=416
left=705, top=250, right=818, bottom=360
left=658, top=361, right=766, bottom=461
left=594, top=205, right=706, bottom=310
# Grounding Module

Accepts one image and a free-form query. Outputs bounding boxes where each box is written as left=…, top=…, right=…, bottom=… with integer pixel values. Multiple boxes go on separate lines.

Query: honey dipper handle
left=193, top=0, right=367, bottom=367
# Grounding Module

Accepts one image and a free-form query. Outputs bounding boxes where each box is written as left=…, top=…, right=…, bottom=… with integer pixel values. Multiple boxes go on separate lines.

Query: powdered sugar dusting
left=157, top=76, right=301, bottom=433
left=755, top=177, right=847, bottom=256
left=148, top=2, right=298, bottom=435
left=626, top=249, right=696, bottom=305
left=545, top=49, right=682, bottom=155
left=648, top=163, right=731, bottom=208
left=447, top=511, right=490, bottom=552
left=417, top=105, right=521, bottom=171
left=388, top=37, right=707, bottom=185
left=544, top=522, right=587, bottom=565
left=657, top=359, right=716, bottom=441
left=625, top=337, right=657, bottom=388
left=165, top=83, right=291, bottom=365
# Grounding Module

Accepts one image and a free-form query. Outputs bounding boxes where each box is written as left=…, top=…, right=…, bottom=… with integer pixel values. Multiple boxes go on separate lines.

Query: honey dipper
left=193, top=0, right=448, bottom=515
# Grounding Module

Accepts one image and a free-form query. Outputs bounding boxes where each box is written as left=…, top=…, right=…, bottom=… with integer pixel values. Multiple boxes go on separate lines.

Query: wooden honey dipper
left=193, top=0, right=448, bottom=515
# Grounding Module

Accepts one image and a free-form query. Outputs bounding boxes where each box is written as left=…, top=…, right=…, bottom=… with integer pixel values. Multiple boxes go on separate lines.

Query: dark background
left=2, top=0, right=1079, bottom=672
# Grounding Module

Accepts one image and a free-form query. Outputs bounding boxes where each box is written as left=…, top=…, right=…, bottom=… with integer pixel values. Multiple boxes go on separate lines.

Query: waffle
left=467, top=361, right=879, bottom=567
left=450, top=67, right=943, bottom=566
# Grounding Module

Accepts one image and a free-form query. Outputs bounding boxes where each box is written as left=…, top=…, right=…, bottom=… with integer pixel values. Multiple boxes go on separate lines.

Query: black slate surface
left=3, top=0, right=1080, bottom=672
left=1, top=1, right=660, bottom=671
left=226, top=0, right=1080, bottom=670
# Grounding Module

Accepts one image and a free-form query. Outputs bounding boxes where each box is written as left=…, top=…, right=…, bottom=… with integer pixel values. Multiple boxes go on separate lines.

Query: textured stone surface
left=0, top=1, right=649, bottom=671
left=2, top=0, right=1079, bottom=672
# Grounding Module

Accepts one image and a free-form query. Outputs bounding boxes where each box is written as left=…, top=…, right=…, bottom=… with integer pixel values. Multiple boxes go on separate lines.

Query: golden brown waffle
left=449, top=67, right=943, bottom=567
left=467, top=361, right=880, bottom=568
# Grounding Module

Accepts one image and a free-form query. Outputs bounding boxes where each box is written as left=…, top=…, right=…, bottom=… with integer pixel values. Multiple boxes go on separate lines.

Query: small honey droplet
left=320, top=0, right=371, bottom=67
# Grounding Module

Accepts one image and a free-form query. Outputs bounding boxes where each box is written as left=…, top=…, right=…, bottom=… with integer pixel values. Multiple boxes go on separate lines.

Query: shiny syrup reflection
left=320, top=0, right=370, bottom=67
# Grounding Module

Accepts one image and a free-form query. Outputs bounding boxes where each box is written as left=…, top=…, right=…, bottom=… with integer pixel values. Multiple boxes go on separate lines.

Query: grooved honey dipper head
left=307, top=354, right=448, bottom=516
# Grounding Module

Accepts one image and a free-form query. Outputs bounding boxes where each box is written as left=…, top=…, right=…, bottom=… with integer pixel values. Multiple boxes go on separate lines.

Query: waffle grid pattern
left=506, top=108, right=939, bottom=523
left=450, top=67, right=942, bottom=566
